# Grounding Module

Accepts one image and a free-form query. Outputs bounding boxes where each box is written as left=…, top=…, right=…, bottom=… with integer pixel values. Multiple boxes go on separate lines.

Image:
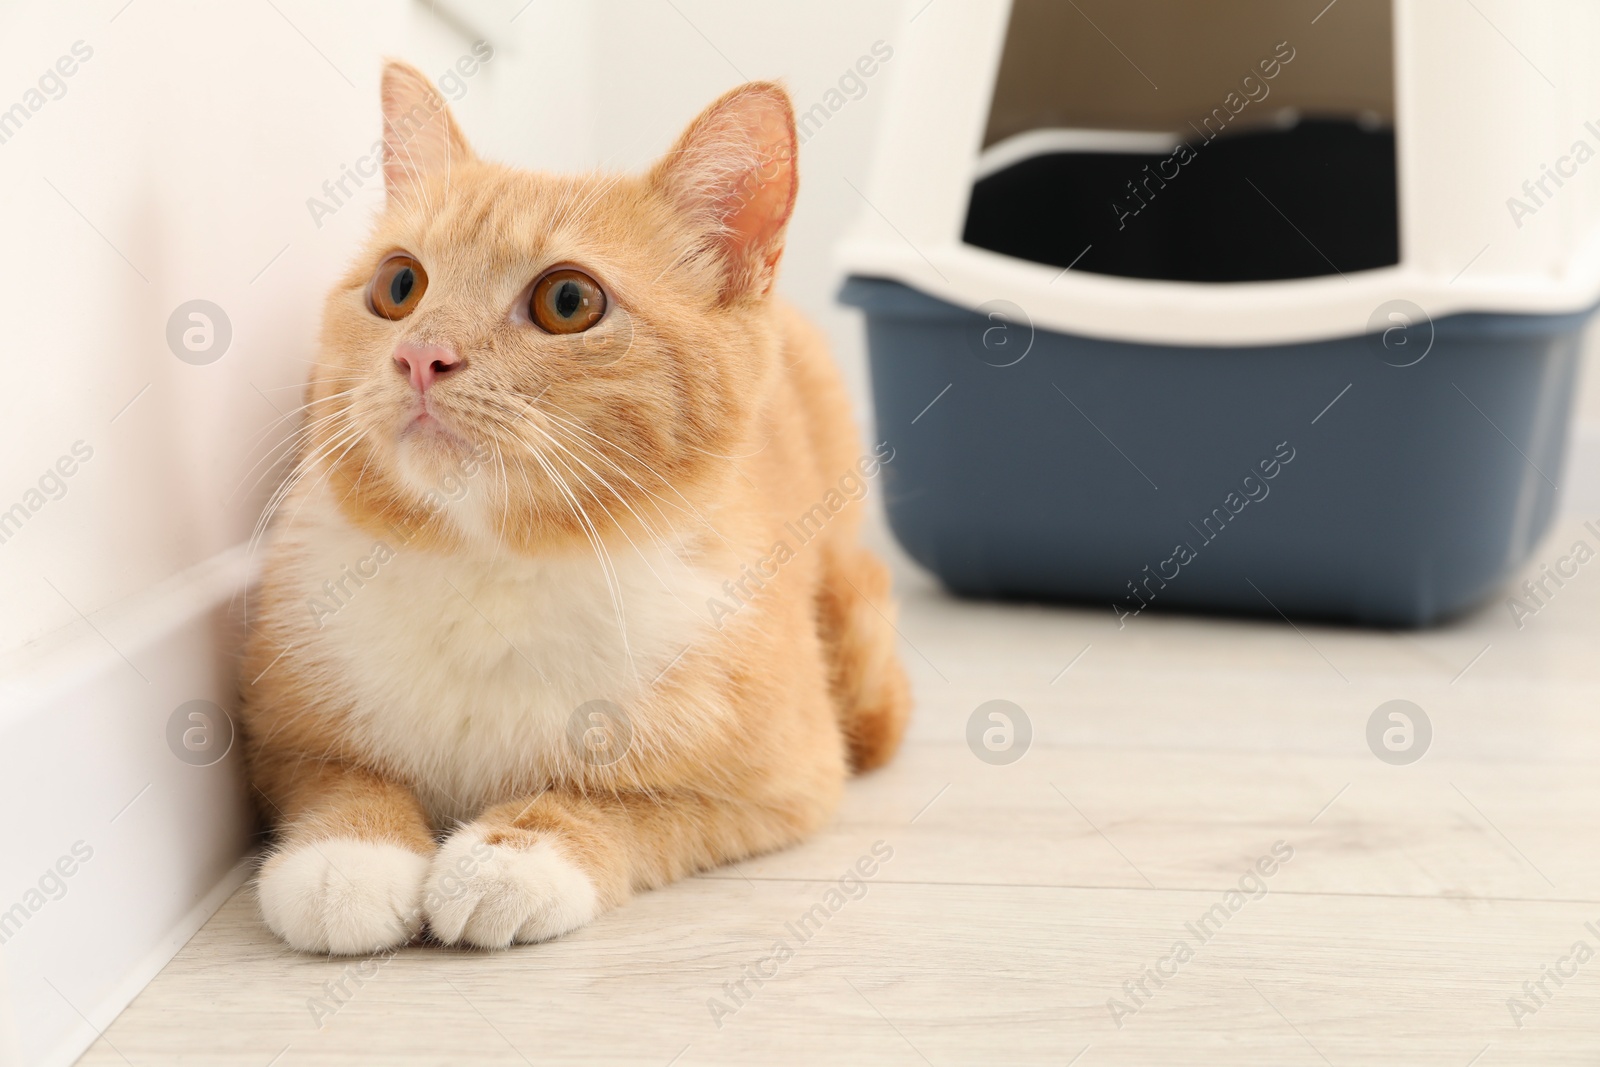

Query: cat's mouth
left=399, top=400, right=470, bottom=452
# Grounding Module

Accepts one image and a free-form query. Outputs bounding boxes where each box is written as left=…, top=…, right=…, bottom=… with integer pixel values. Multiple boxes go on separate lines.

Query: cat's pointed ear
left=649, top=82, right=798, bottom=302
left=380, top=59, right=474, bottom=202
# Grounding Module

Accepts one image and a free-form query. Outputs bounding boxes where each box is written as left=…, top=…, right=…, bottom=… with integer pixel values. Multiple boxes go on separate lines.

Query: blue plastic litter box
left=834, top=0, right=1600, bottom=626
left=840, top=276, right=1590, bottom=627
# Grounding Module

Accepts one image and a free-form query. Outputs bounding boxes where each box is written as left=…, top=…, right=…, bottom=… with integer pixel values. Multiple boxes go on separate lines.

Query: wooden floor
left=81, top=518, right=1600, bottom=1065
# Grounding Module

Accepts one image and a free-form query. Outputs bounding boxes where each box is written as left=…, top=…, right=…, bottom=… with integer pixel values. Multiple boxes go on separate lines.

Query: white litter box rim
left=838, top=0, right=1600, bottom=347
left=836, top=236, right=1600, bottom=347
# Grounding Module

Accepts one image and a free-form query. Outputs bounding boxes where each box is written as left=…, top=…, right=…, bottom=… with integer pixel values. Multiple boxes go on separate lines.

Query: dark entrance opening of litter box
left=964, top=0, right=1399, bottom=283
left=963, top=119, right=1398, bottom=282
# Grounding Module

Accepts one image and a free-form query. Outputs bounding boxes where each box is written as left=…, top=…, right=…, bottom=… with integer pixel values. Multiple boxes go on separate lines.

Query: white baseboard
left=35, top=861, right=251, bottom=1067
left=0, top=545, right=255, bottom=1067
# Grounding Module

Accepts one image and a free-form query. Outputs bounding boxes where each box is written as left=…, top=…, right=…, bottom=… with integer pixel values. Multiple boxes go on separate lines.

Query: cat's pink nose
left=393, top=341, right=463, bottom=393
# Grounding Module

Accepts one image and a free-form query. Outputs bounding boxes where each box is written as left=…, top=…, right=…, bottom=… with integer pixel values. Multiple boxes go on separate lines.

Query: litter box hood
left=838, top=0, right=1600, bottom=347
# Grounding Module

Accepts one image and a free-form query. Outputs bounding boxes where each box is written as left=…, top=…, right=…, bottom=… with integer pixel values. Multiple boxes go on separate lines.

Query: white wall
left=0, top=0, right=399, bottom=654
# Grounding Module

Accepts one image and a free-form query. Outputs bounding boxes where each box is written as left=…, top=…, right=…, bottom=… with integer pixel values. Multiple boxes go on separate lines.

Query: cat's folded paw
left=424, top=827, right=599, bottom=949
left=257, top=837, right=429, bottom=955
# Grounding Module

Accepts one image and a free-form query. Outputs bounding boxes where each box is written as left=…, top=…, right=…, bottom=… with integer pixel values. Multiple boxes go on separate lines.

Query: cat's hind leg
left=815, top=543, right=912, bottom=773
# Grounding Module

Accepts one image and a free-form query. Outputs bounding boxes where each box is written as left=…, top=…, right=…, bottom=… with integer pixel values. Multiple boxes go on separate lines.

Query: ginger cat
left=242, top=61, right=910, bottom=954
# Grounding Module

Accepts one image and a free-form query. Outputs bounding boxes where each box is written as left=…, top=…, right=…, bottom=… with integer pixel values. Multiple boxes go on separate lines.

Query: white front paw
left=423, top=828, right=599, bottom=949
left=257, top=838, right=429, bottom=955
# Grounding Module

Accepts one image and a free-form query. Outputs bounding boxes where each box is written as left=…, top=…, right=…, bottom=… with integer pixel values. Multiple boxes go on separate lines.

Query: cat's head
left=303, top=61, right=798, bottom=553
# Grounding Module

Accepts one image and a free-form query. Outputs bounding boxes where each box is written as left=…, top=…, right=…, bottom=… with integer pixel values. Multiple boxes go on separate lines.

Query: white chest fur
left=271, top=494, right=723, bottom=825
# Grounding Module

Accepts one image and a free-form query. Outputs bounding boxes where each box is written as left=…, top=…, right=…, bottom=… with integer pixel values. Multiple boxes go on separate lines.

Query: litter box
left=836, top=0, right=1600, bottom=626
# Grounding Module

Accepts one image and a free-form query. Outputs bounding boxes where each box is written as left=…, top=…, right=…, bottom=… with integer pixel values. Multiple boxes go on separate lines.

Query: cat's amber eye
left=529, top=268, right=605, bottom=334
left=368, top=254, right=429, bottom=320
